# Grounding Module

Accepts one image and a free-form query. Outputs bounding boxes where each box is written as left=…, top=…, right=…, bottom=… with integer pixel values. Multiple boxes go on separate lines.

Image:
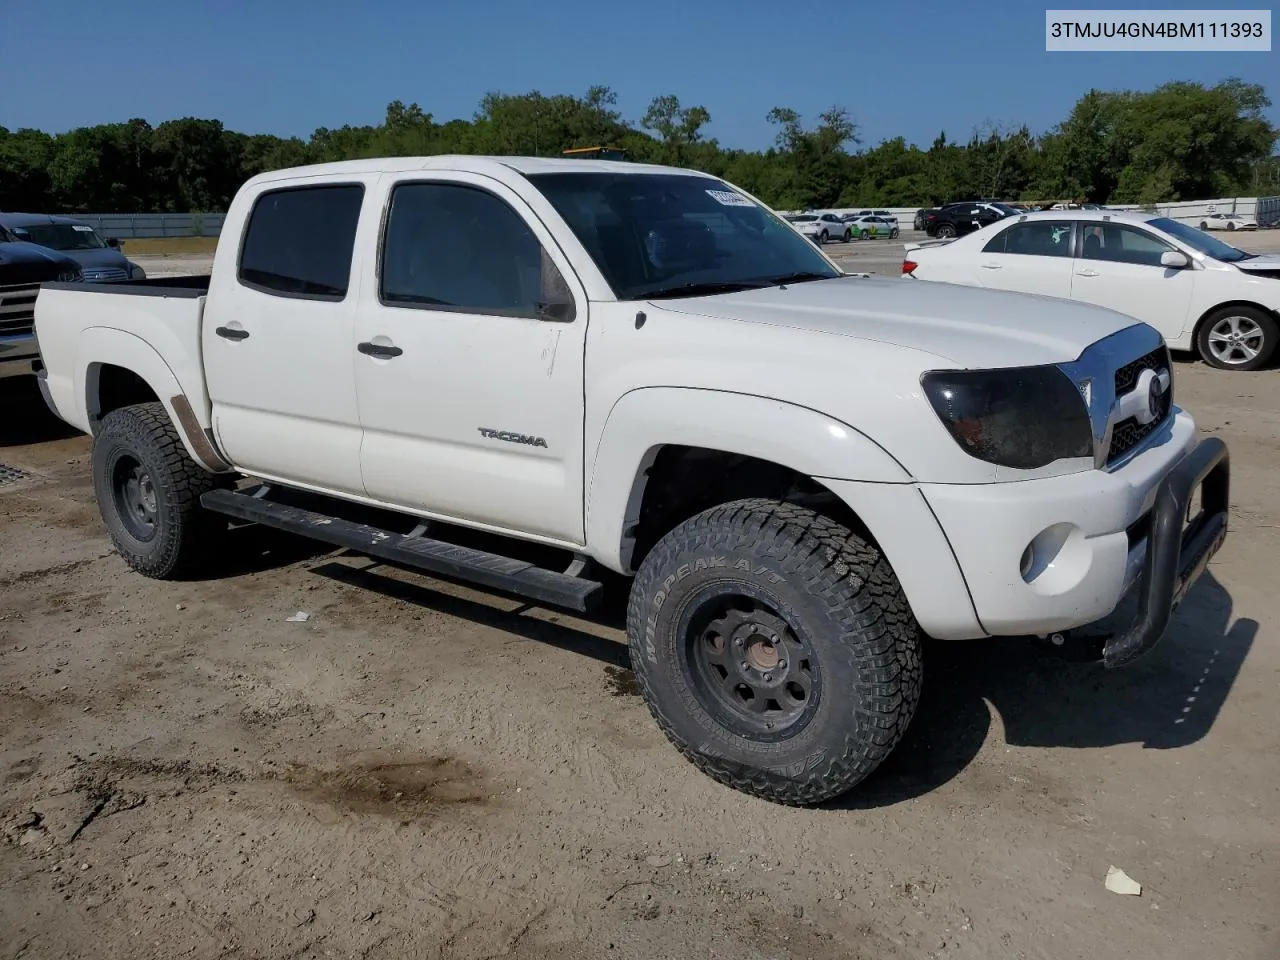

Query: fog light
left=1020, top=522, right=1091, bottom=596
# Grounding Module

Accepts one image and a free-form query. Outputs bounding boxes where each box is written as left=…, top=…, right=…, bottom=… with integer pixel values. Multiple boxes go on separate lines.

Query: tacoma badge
left=478, top=427, right=548, bottom=448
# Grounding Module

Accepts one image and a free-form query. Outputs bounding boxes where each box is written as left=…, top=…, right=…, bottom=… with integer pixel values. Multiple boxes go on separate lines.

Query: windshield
left=1148, top=217, right=1252, bottom=262
left=9, top=222, right=108, bottom=251
left=525, top=172, right=840, bottom=299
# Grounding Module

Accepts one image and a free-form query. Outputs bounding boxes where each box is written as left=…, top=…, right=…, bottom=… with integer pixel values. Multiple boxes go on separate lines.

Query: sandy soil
left=2, top=356, right=1278, bottom=959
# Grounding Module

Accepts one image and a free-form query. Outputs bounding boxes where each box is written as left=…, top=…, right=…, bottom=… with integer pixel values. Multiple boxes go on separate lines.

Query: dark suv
left=0, top=235, right=83, bottom=379
left=924, top=202, right=1020, bottom=238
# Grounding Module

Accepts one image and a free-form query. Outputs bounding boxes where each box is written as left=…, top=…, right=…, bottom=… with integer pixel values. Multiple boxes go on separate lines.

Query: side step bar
left=200, top=487, right=604, bottom=613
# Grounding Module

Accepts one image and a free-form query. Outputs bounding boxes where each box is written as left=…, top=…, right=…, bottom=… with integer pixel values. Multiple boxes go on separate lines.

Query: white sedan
left=1198, top=212, right=1258, bottom=232
left=902, top=209, right=1280, bottom=371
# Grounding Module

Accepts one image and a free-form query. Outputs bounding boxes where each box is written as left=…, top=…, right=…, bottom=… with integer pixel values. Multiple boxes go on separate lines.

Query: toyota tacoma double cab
left=33, top=156, right=1230, bottom=806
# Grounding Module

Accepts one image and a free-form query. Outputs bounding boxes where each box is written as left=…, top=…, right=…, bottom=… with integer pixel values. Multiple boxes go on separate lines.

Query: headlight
left=920, top=365, right=1093, bottom=469
left=57, top=268, right=83, bottom=283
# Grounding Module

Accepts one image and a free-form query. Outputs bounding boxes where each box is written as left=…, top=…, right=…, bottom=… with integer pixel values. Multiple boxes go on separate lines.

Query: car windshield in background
left=13, top=223, right=108, bottom=251
left=1149, top=217, right=1253, bottom=262
left=787, top=215, right=818, bottom=222
left=525, top=172, right=840, bottom=299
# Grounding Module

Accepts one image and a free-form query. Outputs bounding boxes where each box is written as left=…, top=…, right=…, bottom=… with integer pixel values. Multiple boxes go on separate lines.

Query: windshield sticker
left=705, top=189, right=753, bottom=207
left=72, top=225, right=94, bottom=232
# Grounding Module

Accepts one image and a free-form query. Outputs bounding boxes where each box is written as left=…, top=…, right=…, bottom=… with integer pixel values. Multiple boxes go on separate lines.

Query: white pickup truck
left=34, top=156, right=1230, bottom=806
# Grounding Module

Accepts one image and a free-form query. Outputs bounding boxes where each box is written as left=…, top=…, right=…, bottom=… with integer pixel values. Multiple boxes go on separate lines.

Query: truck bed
left=34, top=277, right=212, bottom=438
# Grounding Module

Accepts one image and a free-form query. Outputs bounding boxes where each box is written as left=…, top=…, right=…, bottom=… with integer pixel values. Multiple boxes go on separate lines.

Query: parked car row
left=783, top=210, right=900, bottom=244
left=902, top=208, right=1280, bottom=371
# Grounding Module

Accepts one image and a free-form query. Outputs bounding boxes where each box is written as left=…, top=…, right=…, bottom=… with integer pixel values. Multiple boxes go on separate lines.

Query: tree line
left=1, top=79, right=1276, bottom=216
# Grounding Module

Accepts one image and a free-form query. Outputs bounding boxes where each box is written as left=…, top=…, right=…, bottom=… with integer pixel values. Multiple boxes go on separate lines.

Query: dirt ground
left=2, top=356, right=1278, bottom=959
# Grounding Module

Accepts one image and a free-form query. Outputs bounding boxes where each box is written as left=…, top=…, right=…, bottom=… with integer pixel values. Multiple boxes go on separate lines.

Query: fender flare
left=77, top=327, right=231, bottom=473
left=585, top=387, right=912, bottom=572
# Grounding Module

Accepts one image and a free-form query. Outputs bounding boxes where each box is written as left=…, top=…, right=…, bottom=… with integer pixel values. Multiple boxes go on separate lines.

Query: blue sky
left=1, top=0, right=1275, bottom=150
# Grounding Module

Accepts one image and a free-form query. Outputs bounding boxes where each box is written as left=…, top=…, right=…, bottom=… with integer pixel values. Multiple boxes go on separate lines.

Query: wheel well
left=89, top=364, right=159, bottom=428
left=628, top=445, right=872, bottom=570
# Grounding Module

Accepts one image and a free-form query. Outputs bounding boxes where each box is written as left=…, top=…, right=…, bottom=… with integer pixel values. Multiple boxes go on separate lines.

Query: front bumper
left=919, top=411, right=1229, bottom=663
left=1099, top=434, right=1228, bottom=666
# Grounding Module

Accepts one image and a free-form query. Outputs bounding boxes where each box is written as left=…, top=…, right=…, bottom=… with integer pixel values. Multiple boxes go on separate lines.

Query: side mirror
left=105, top=236, right=121, bottom=249
left=1160, top=250, right=1189, bottom=269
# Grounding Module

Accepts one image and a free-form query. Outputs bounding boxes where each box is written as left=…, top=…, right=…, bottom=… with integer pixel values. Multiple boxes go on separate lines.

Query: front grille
left=1106, top=345, right=1173, bottom=465
left=0, top=282, right=40, bottom=338
left=1114, top=345, right=1169, bottom=394
left=82, top=266, right=129, bottom=282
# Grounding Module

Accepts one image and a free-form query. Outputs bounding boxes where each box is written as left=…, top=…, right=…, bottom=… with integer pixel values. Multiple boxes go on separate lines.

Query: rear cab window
left=238, top=184, right=365, bottom=300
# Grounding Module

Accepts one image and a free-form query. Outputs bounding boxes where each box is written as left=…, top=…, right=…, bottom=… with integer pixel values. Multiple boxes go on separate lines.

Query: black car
left=0, top=235, right=83, bottom=380
left=924, top=201, right=1020, bottom=238
left=914, top=207, right=938, bottom=231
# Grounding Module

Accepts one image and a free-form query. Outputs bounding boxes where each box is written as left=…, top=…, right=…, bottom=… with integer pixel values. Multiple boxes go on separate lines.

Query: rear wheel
left=936, top=222, right=956, bottom=238
left=1227, top=221, right=1236, bottom=231
left=1200, top=221, right=1209, bottom=230
left=818, top=230, right=829, bottom=244
left=1196, top=305, right=1278, bottom=371
left=890, top=227, right=900, bottom=239
left=859, top=229, right=870, bottom=240
left=626, top=498, right=922, bottom=806
left=92, top=402, right=230, bottom=578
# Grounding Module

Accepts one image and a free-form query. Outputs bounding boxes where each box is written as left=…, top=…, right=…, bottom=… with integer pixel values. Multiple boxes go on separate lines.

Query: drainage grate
left=0, top=463, right=34, bottom=487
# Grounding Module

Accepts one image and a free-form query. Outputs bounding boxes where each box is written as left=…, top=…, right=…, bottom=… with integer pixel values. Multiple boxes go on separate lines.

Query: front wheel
left=818, top=230, right=829, bottom=244
left=92, top=402, right=230, bottom=578
left=1196, top=306, right=1278, bottom=371
left=890, top=227, right=900, bottom=239
left=1227, top=221, right=1236, bottom=231
left=626, top=499, right=923, bottom=806
left=842, top=230, right=853, bottom=243
left=1200, top=221, right=1209, bottom=230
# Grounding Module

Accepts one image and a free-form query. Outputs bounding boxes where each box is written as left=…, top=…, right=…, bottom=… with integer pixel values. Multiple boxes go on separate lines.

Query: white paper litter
left=1105, top=865, right=1142, bottom=896
left=285, top=611, right=311, bottom=623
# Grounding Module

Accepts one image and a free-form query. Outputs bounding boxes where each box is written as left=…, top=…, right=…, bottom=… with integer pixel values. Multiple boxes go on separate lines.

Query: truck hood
left=0, top=241, right=80, bottom=282
left=653, top=275, right=1139, bottom=368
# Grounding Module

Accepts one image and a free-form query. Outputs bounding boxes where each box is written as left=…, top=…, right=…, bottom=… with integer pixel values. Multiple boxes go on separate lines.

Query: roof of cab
left=242, top=155, right=714, bottom=188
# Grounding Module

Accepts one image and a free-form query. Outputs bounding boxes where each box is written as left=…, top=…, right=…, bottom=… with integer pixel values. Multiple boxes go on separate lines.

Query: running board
left=200, top=488, right=604, bottom=612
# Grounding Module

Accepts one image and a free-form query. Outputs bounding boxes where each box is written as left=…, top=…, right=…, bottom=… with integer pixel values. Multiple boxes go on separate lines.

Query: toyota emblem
left=1147, top=374, right=1166, bottom=418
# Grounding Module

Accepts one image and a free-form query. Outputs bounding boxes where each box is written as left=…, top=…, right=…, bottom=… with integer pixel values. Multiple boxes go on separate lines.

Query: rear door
left=202, top=177, right=371, bottom=496
left=1068, top=222, right=1196, bottom=341
left=973, top=218, right=1075, bottom=297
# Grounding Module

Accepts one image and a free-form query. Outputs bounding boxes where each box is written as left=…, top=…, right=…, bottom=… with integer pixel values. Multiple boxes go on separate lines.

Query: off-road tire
left=626, top=498, right=923, bottom=806
left=91, top=401, right=229, bottom=578
left=1195, top=305, right=1278, bottom=371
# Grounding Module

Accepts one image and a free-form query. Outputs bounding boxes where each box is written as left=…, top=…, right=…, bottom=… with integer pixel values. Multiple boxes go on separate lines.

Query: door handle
left=1076, top=269, right=1100, bottom=278
left=357, top=341, right=403, bottom=359
left=980, top=263, right=1002, bottom=270
left=215, top=326, right=249, bottom=341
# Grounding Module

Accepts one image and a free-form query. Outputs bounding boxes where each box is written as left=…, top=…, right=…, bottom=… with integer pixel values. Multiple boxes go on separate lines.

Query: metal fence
left=63, top=212, right=226, bottom=239
left=59, top=195, right=1280, bottom=238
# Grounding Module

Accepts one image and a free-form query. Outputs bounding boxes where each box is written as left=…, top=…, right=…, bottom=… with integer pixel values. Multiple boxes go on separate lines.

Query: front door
left=352, top=173, right=589, bottom=544
left=1068, top=222, right=1196, bottom=342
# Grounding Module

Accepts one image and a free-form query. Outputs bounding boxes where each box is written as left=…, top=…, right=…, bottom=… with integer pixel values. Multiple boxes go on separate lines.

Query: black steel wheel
left=627, top=498, right=922, bottom=806
left=92, top=401, right=230, bottom=578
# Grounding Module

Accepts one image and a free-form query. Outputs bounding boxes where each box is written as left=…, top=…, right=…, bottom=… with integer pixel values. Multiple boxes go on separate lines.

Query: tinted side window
left=238, top=184, right=364, bottom=300
left=982, top=220, right=1073, bottom=256
left=380, top=182, right=547, bottom=317
left=1079, top=224, right=1173, bottom=266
